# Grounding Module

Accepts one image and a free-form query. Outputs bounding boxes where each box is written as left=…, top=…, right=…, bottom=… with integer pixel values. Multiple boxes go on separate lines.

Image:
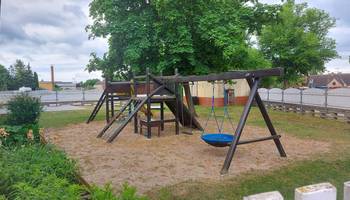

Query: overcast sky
left=0, top=0, right=349, bottom=82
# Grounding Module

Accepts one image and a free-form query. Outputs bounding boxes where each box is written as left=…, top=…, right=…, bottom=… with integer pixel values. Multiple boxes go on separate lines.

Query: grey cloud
left=0, top=0, right=108, bottom=81
left=0, top=0, right=349, bottom=81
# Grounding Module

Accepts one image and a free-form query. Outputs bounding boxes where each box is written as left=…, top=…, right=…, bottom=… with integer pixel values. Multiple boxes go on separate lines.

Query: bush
left=6, top=93, right=42, bottom=125
left=0, top=145, right=78, bottom=197
left=0, top=145, right=146, bottom=200
left=89, top=184, right=117, bottom=200
left=12, top=175, right=82, bottom=200
left=0, top=124, right=40, bottom=147
left=89, top=183, right=148, bottom=200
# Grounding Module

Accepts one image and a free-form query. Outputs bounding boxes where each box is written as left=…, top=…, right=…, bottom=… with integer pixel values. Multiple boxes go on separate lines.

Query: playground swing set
left=87, top=67, right=287, bottom=174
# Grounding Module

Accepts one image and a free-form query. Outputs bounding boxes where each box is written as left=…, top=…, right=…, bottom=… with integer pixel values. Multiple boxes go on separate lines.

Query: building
left=308, top=73, right=350, bottom=88
left=39, top=81, right=54, bottom=90
left=39, top=81, right=76, bottom=90
left=191, top=79, right=250, bottom=106
left=55, top=81, right=77, bottom=90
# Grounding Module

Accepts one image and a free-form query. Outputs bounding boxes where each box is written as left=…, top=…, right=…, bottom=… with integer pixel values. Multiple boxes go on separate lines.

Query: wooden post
left=174, top=68, right=179, bottom=135
left=111, top=92, right=115, bottom=118
left=221, top=77, right=261, bottom=174
left=246, top=78, right=286, bottom=158
left=146, top=68, right=152, bottom=138
left=106, top=92, right=110, bottom=123
left=159, top=70, right=165, bottom=130
left=160, top=102, right=164, bottom=130
left=183, top=83, right=198, bottom=117
left=132, top=72, right=138, bottom=134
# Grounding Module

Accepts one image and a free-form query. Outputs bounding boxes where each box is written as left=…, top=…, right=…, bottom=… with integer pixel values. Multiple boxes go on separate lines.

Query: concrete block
left=243, top=191, right=284, bottom=200
left=344, top=181, right=350, bottom=200
left=295, top=182, right=336, bottom=200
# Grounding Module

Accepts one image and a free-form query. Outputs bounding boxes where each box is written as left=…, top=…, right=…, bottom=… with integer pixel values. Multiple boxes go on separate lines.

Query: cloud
left=0, top=0, right=349, bottom=81
left=0, top=0, right=107, bottom=82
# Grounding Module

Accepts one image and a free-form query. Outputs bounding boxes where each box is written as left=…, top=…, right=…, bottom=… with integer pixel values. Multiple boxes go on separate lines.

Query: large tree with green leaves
left=258, top=0, right=338, bottom=87
left=86, top=0, right=279, bottom=79
left=0, top=64, right=10, bottom=91
left=7, top=60, right=36, bottom=90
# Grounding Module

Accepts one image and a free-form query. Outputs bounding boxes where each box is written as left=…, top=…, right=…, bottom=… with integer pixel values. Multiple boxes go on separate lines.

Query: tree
left=7, top=60, right=36, bottom=90
left=0, top=64, right=10, bottom=91
left=33, top=72, right=39, bottom=90
left=80, top=79, right=100, bottom=90
left=259, top=0, right=338, bottom=87
left=86, top=0, right=279, bottom=79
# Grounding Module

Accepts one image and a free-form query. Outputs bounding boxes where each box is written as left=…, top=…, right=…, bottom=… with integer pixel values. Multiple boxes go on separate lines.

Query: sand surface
left=45, top=119, right=330, bottom=193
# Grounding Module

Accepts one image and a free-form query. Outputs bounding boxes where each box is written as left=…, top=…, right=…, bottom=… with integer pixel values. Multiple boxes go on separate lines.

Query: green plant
left=89, top=183, right=117, bottom=200
left=6, top=93, right=42, bottom=125
left=0, top=124, right=40, bottom=147
left=12, top=175, right=82, bottom=200
left=117, top=183, right=148, bottom=200
left=0, top=145, right=78, bottom=197
left=89, top=183, right=148, bottom=200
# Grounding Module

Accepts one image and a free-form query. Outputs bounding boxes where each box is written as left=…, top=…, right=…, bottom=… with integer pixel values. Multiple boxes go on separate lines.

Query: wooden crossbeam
left=156, top=68, right=283, bottom=83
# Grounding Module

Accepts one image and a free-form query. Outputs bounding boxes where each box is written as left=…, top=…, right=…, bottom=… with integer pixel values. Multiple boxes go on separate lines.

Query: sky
left=0, top=0, right=349, bottom=82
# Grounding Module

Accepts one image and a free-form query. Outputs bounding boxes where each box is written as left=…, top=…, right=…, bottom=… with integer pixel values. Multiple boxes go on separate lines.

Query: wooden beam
left=157, top=68, right=283, bottom=83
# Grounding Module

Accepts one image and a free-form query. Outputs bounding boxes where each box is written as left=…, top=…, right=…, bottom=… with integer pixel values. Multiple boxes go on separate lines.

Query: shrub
left=0, top=124, right=40, bottom=147
left=89, top=183, right=148, bottom=200
left=0, top=145, right=78, bottom=197
left=117, top=183, right=148, bottom=200
left=6, top=93, right=42, bottom=125
left=89, top=184, right=117, bottom=200
left=12, top=175, right=82, bottom=200
left=0, top=145, right=146, bottom=200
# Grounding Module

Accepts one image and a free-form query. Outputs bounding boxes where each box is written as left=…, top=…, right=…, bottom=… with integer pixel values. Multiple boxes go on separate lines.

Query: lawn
left=40, top=105, right=350, bottom=200
left=39, top=107, right=105, bottom=128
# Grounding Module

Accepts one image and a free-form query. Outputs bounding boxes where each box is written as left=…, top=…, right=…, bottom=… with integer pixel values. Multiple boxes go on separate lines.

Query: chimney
left=51, top=65, right=55, bottom=90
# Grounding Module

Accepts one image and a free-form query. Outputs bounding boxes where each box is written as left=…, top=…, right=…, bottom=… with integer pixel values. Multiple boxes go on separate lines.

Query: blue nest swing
left=201, top=133, right=235, bottom=147
left=200, top=82, right=236, bottom=148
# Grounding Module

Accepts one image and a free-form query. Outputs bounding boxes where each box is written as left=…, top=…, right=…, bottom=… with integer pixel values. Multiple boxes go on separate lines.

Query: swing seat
left=201, top=133, right=235, bottom=147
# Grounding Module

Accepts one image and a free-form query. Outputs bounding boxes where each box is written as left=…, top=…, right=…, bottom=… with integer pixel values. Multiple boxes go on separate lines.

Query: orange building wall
left=197, top=96, right=248, bottom=107
left=39, top=82, right=54, bottom=91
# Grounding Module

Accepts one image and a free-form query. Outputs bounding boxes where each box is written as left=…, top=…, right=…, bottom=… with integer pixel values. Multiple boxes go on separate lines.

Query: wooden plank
left=106, top=85, right=166, bottom=143
left=97, top=99, right=133, bottom=138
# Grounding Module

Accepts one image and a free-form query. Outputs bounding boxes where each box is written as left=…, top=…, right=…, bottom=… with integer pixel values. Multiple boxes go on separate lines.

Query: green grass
left=39, top=107, right=104, bottom=128
left=196, top=106, right=350, bottom=142
left=151, top=158, right=350, bottom=200
left=29, top=105, right=350, bottom=199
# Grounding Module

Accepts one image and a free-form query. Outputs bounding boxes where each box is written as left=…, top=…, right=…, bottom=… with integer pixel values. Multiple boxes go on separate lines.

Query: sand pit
left=45, top=119, right=330, bottom=193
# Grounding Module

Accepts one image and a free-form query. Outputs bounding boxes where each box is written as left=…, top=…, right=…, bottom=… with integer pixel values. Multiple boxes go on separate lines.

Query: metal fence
left=258, top=87, right=350, bottom=110
left=0, top=89, right=103, bottom=106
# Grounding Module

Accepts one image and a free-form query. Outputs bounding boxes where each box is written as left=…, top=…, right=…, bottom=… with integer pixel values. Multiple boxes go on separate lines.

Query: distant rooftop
left=308, top=73, right=350, bottom=88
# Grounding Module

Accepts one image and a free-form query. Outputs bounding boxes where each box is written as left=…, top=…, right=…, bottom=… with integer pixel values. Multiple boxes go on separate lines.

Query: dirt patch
left=45, top=119, right=330, bottom=193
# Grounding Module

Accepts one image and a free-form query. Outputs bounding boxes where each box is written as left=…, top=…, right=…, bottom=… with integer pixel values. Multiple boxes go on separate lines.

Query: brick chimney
left=51, top=65, right=55, bottom=90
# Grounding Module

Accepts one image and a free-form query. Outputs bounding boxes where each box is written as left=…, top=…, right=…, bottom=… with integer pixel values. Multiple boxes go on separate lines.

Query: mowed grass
left=35, top=105, right=350, bottom=199
left=149, top=106, right=350, bottom=200
left=151, top=158, right=350, bottom=200
left=39, top=107, right=105, bottom=128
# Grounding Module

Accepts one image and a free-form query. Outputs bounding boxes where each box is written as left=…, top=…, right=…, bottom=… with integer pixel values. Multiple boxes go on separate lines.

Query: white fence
left=258, top=88, right=350, bottom=110
left=244, top=182, right=350, bottom=200
left=0, top=89, right=102, bottom=106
